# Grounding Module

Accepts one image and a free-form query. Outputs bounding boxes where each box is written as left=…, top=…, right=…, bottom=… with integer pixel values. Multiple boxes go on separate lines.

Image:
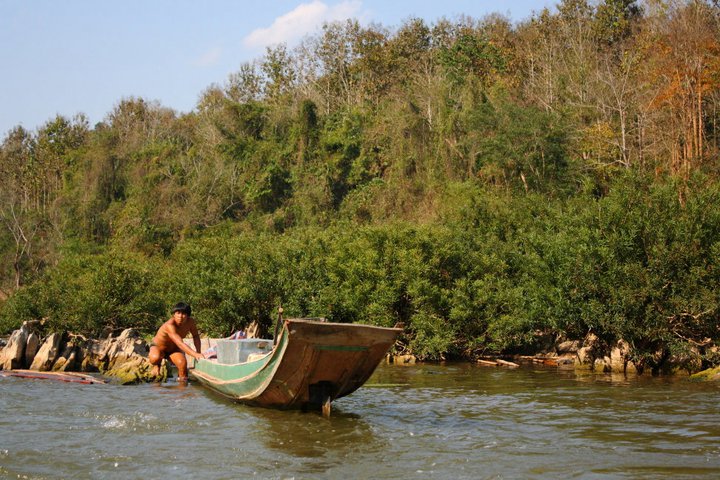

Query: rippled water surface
left=2, top=363, right=720, bottom=479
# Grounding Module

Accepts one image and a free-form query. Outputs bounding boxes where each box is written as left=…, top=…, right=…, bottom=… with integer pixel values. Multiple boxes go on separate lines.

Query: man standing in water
left=148, top=302, right=203, bottom=382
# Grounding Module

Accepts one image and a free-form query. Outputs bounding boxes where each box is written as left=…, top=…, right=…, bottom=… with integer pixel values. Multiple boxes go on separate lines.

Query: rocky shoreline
left=0, top=321, right=162, bottom=384
left=392, top=332, right=719, bottom=380
left=1, top=322, right=718, bottom=382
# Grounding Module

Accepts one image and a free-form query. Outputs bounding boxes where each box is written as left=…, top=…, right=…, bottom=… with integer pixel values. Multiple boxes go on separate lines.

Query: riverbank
left=2, top=321, right=719, bottom=382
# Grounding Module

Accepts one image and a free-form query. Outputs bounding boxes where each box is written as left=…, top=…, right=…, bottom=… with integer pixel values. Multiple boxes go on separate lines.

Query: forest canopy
left=2, top=0, right=720, bottom=367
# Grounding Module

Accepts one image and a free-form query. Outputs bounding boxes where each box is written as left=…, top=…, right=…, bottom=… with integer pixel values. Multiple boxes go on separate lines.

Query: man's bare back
left=148, top=302, right=202, bottom=381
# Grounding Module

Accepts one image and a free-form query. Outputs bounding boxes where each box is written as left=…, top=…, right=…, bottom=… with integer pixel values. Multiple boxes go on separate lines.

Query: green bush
left=2, top=172, right=719, bottom=366
left=0, top=249, right=164, bottom=336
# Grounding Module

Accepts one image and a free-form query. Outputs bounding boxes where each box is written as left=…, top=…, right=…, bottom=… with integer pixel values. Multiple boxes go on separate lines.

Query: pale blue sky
left=0, top=0, right=555, bottom=137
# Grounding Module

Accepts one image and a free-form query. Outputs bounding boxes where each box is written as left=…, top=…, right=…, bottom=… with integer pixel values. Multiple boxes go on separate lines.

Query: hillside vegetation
left=2, top=1, right=720, bottom=368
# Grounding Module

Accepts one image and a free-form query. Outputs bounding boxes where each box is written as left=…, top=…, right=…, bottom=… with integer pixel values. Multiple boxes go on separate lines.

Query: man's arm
left=190, top=321, right=201, bottom=354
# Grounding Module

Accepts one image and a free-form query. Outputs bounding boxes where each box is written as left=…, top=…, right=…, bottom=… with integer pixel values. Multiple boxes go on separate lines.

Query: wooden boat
left=190, top=318, right=402, bottom=415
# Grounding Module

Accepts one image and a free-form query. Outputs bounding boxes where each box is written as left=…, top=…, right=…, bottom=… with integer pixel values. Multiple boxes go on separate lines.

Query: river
left=1, top=363, right=719, bottom=479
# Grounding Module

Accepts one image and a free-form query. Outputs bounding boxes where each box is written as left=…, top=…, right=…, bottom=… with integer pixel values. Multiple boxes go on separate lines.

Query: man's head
left=171, top=302, right=191, bottom=317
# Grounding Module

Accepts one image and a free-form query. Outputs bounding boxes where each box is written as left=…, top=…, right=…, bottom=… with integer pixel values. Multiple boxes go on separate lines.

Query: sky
left=0, top=0, right=555, bottom=138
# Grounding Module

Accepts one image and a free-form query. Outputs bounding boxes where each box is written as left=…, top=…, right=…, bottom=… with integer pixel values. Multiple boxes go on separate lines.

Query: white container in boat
left=216, top=339, right=273, bottom=364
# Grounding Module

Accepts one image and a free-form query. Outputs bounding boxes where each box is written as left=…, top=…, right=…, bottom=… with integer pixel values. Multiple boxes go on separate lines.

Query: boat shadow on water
left=197, top=383, right=385, bottom=460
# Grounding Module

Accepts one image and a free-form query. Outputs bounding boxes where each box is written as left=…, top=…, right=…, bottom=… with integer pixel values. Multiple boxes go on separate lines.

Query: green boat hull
left=190, top=319, right=402, bottom=411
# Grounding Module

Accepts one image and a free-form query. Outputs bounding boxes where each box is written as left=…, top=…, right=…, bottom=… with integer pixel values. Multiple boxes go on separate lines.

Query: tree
left=437, top=30, right=506, bottom=87
left=0, top=127, right=41, bottom=289
left=34, top=115, right=87, bottom=208
left=594, top=0, right=642, bottom=47
left=642, top=0, right=720, bottom=178
left=226, top=61, right=264, bottom=104
left=515, top=9, right=564, bottom=111
left=589, top=49, right=643, bottom=168
left=261, top=44, right=296, bottom=101
left=316, top=21, right=351, bottom=112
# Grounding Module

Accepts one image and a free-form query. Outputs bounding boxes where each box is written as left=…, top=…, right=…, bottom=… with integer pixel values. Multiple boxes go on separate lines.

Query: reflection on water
left=201, top=388, right=381, bottom=461
left=1, top=363, right=720, bottom=479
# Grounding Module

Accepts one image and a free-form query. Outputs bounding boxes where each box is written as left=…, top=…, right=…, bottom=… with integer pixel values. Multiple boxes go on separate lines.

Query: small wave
left=102, top=416, right=127, bottom=429
left=97, top=412, right=160, bottom=431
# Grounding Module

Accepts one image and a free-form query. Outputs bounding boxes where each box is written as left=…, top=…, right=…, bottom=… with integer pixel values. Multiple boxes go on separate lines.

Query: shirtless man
left=148, top=302, right=203, bottom=382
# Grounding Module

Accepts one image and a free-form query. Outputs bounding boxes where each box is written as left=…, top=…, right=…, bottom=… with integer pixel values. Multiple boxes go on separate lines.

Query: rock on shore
left=0, top=322, right=163, bottom=384
left=690, top=366, right=720, bottom=381
left=514, top=332, right=713, bottom=376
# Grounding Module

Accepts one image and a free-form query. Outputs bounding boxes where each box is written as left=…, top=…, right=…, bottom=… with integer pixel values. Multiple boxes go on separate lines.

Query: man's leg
left=148, top=346, right=163, bottom=377
left=169, top=351, right=188, bottom=382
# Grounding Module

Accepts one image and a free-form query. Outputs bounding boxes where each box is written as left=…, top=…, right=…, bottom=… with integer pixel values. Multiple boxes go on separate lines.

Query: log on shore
left=477, top=359, right=499, bottom=367
left=477, top=358, right=519, bottom=368
left=0, top=369, right=106, bottom=384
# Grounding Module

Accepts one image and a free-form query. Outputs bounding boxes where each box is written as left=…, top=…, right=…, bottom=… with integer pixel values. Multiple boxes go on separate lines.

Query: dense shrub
left=0, top=249, right=165, bottom=336
left=2, top=175, right=719, bottom=364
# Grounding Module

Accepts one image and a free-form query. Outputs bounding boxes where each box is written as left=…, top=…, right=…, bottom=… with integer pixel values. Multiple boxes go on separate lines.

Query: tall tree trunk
left=13, top=260, right=21, bottom=290
left=697, top=88, right=703, bottom=159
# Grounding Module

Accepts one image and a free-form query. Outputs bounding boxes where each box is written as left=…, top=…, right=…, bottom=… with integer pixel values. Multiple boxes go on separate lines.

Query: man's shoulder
left=160, top=318, right=176, bottom=330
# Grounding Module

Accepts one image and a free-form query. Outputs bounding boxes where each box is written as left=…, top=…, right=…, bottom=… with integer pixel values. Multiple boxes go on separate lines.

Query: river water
left=2, top=363, right=720, bottom=479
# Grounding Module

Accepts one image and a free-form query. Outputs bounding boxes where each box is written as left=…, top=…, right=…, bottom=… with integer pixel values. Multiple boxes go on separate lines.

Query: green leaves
left=438, top=32, right=506, bottom=87
left=2, top=174, right=720, bottom=364
left=0, top=248, right=165, bottom=335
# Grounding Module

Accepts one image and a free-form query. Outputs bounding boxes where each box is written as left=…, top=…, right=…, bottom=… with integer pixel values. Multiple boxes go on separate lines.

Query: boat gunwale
left=191, top=327, right=289, bottom=399
left=284, top=318, right=403, bottom=333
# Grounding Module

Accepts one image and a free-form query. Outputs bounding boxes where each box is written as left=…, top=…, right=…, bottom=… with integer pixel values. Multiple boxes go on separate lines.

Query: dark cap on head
left=171, top=302, right=191, bottom=315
